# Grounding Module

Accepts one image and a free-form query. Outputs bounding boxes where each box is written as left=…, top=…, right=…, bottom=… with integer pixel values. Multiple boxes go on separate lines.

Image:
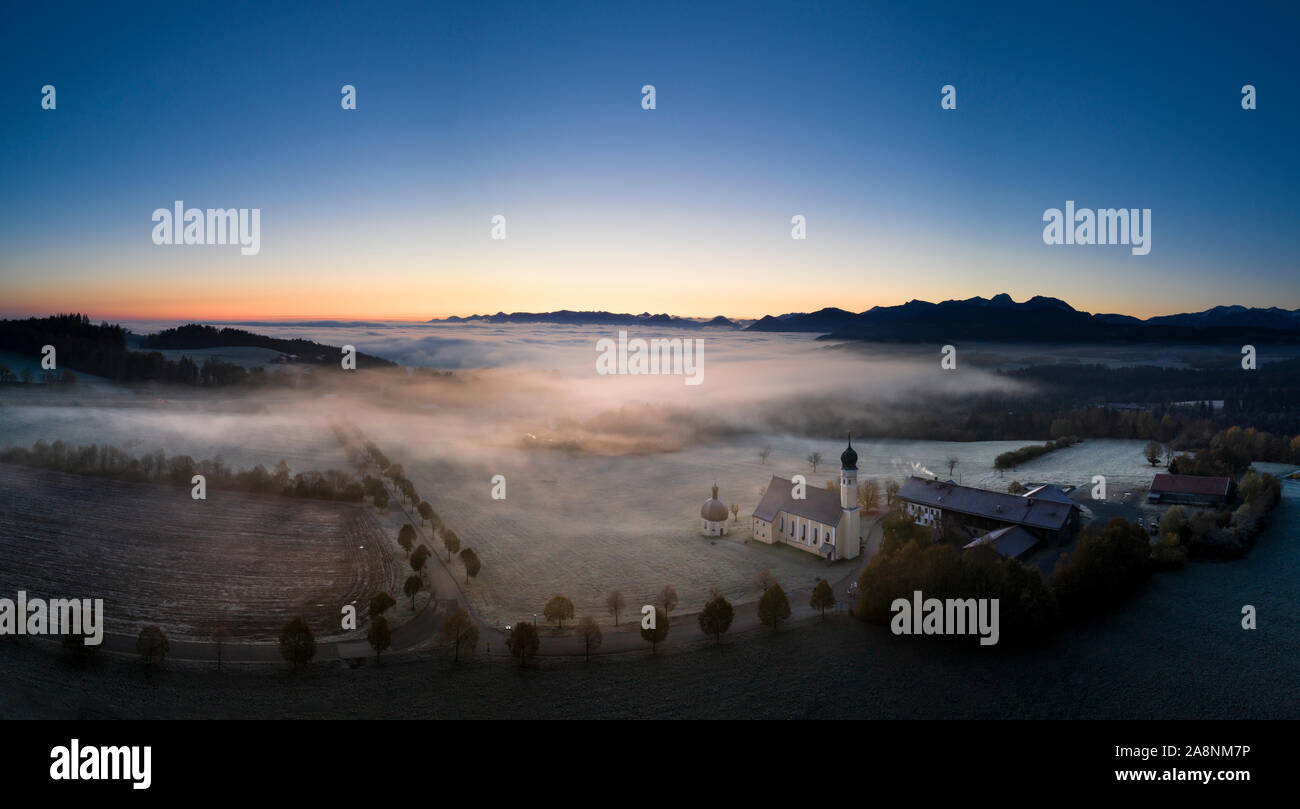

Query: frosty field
left=0, top=464, right=393, bottom=642
left=374, top=410, right=1155, bottom=628
left=0, top=380, right=1160, bottom=635
left=0, top=323, right=1168, bottom=638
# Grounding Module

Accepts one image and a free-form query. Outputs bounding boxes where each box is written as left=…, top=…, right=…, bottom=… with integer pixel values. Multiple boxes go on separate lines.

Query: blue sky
left=1, top=0, right=1297, bottom=319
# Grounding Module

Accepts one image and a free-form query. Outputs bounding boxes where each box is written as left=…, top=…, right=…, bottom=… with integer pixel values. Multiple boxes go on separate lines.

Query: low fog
left=0, top=323, right=1124, bottom=624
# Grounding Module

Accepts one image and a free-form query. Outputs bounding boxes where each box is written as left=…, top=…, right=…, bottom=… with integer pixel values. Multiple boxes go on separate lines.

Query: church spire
left=840, top=433, right=858, bottom=470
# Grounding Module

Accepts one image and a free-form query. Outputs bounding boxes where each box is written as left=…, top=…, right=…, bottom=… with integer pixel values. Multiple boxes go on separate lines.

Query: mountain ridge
left=430, top=297, right=1300, bottom=343
left=744, top=295, right=1300, bottom=343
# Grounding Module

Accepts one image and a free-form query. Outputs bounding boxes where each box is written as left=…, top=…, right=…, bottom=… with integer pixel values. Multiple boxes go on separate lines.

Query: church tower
left=839, top=435, right=861, bottom=559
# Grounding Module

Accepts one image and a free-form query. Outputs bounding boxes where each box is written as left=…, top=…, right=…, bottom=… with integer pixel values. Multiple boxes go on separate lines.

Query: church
left=751, top=437, right=863, bottom=560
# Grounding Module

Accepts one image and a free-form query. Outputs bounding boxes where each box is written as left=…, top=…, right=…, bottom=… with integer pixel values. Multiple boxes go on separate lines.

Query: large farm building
left=896, top=476, right=1081, bottom=548
left=1147, top=473, right=1232, bottom=506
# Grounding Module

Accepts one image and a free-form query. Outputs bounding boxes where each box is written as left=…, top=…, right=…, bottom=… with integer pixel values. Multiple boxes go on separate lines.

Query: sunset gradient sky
left=2, top=0, right=1297, bottom=322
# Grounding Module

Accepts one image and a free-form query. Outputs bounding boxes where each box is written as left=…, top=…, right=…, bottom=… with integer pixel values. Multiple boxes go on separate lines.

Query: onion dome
left=840, top=434, right=858, bottom=470
left=701, top=483, right=730, bottom=521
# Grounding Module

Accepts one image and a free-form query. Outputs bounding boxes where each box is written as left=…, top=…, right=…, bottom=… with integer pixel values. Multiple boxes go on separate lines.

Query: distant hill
left=0, top=314, right=254, bottom=385
left=1144, top=305, right=1300, bottom=331
left=745, top=294, right=1300, bottom=343
left=141, top=324, right=397, bottom=367
left=432, top=310, right=738, bottom=329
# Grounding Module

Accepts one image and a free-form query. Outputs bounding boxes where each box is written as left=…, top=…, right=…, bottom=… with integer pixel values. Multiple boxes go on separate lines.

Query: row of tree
left=0, top=366, right=79, bottom=385
left=993, top=436, right=1080, bottom=470
left=334, top=421, right=487, bottom=587
left=0, top=439, right=367, bottom=502
left=505, top=577, right=840, bottom=665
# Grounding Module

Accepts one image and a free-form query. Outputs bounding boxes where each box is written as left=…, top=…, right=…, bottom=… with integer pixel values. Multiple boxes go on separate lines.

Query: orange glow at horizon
left=1, top=247, right=1221, bottom=324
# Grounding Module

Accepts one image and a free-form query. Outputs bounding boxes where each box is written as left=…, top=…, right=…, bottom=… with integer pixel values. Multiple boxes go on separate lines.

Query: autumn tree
left=810, top=579, right=836, bottom=620
left=576, top=616, right=602, bottom=662
left=808, top=451, right=822, bottom=473
left=758, top=584, right=791, bottom=629
left=369, top=591, right=396, bottom=618
left=442, top=529, right=461, bottom=562
left=605, top=590, right=627, bottom=625
left=397, top=523, right=416, bottom=554
left=417, top=500, right=434, bottom=524
left=507, top=621, right=540, bottom=667
left=657, top=586, right=678, bottom=616
left=136, top=625, right=169, bottom=669
left=754, top=569, right=776, bottom=592
left=1144, top=441, right=1164, bottom=466
left=410, top=543, right=430, bottom=574
left=698, top=594, right=734, bottom=644
left=759, top=446, right=771, bottom=464
left=459, top=548, right=482, bottom=583
left=440, top=607, right=479, bottom=662
left=544, top=595, right=575, bottom=629
left=279, top=616, right=316, bottom=671
left=641, top=606, right=669, bottom=654
left=368, top=614, right=392, bottom=662
left=403, top=573, right=423, bottom=609
left=730, top=503, right=739, bottom=522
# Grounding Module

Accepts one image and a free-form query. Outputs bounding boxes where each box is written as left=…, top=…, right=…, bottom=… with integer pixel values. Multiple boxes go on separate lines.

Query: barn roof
left=1149, top=473, right=1231, bottom=497
left=896, top=476, right=1077, bottom=531
left=963, top=525, right=1040, bottom=559
left=1023, top=484, right=1077, bottom=505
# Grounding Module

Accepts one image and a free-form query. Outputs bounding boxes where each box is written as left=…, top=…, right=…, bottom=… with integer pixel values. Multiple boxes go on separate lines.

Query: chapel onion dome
left=701, top=484, right=730, bottom=521
left=840, top=435, right=858, bottom=470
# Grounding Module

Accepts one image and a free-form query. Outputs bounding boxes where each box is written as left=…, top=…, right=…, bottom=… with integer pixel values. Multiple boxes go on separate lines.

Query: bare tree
left=213, top=625, right=229, bottom=672
left=758, top=447, right=771, bottom=465
left=576, top=616, right=602, bottom=662
left=886, top=479, right=901, bottom=505
left=605, top=590, right=627, bottom=626
left=807, top=451, right=822, bottom=473
left=946, top=455, right=959, bottom=476
left=858, top=479, right=880, bottom=511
